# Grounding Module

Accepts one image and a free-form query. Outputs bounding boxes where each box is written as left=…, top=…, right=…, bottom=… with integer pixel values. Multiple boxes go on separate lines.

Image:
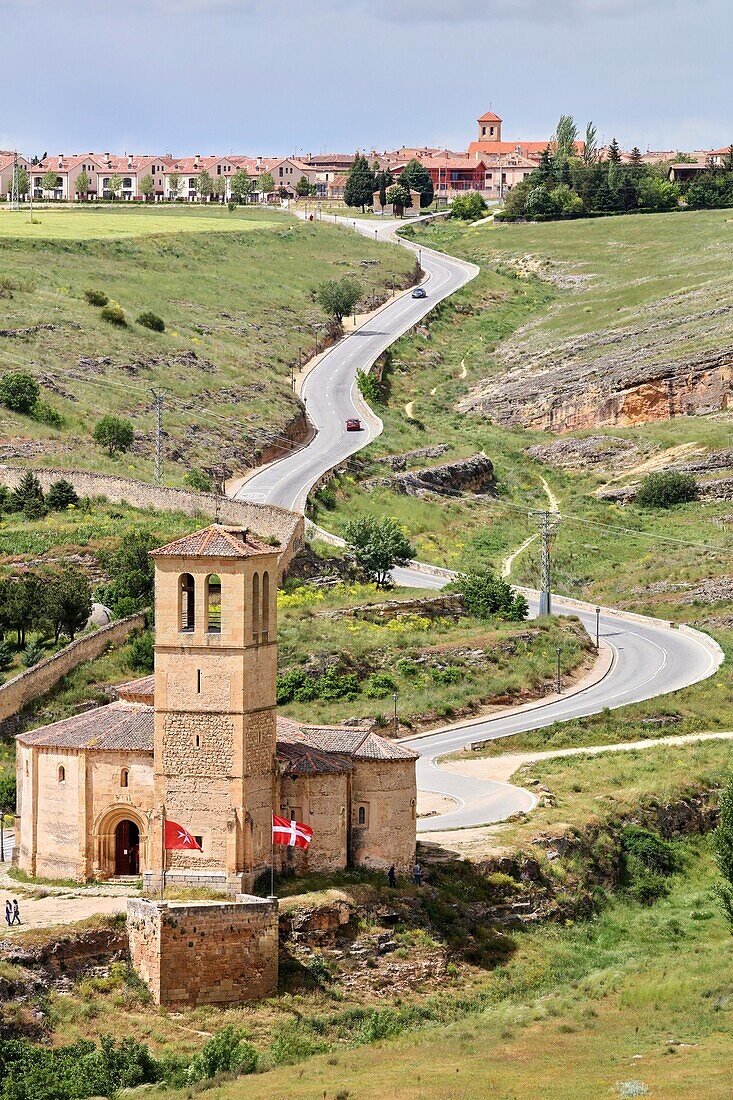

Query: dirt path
left=500, top=534, right=538, bottom=578
left=458, top=358, right=467, bottom=379
left=442, top=730, right=733, bottom=785
left=404, top=400, right=414, bottom=418
left=539, top=475, right=559, bottom=512
left=0, top=884, right=128, bottom=933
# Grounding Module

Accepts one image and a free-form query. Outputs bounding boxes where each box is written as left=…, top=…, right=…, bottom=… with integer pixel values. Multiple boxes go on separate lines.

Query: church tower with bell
left=143, top=525, right=279, bottom=895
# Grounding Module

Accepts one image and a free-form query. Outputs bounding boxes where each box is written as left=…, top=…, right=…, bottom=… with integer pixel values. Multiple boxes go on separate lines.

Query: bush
left=317, top=666, right=359, bottom=701
left=448, top=568, right=529, bottom=621
left=365, top=671, right=397, bottom=698
left=137, top=311, right=165, bottom=332
left=0, top=371, right=40, bottom=415
left=184, top=468, right=213, bottom=492
left=84, top=288, right=108, bottom=306
left=22, top=641, right=45, bottom=667
left=450, top=191, right=488, bottom=221
left=0, top=641, right=14, bottom=671
left=356, top=368, right=382, bottom=405
left=32, top=400, right=63, bottom=427
left=277, top=668, right=309, bottom=704
left=100, top=301, right=127, bottom=326
left=10, top=471, right=45, bottom=515
left=127, top=631, right=154, bottom=673
left=46, top=479, right=79, bottom=511
left=636, top=471, right=698, bottom=509
left=524, top=186, right=559, bottom=218
left=187, top=1026, right=258, bottom=1082
left=93, top=415, right=134, bottom=456
left=621, top=825, right=680, bottom=875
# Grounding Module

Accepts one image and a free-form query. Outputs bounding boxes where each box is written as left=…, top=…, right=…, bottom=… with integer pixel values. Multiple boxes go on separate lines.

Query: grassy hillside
left=0, top=206, right=414, bottom=483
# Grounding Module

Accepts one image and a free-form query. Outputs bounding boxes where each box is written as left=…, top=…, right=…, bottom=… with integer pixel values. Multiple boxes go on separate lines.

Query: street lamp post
left=374, top=228, right=378, bottom=242
left=556, top=646, right=562, bottom=694
left=393, top=692, right=399, bottom=735
left=595, top=607, right=601, bottom=651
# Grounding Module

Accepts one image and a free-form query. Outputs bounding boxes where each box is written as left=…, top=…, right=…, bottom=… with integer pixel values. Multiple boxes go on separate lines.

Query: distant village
left=2, top=109, right=728, bottom=205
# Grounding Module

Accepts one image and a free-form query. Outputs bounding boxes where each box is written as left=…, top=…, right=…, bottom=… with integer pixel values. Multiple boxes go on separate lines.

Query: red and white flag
left=273, top=814, right=313, bottom=850
left=164, top=819, right=203, bottom=851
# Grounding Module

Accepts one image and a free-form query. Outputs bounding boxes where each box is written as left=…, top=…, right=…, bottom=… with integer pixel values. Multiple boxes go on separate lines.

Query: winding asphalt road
left=236, top=213, right=724, bottom=832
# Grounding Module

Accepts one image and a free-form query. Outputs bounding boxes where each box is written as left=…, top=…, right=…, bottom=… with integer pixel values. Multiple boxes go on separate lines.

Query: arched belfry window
left=179, top=573, right=195, bottom=632
left=206, top=574, right=222, bottom=634
left=252, top=572, right=261, bottom=643
left=58, top=765, right=65, bottom=783
left=121, top=769, right=129, bottom=788
left=261, top=571, right=270, bottom=643
left=358, top=806, right=366, bottom=825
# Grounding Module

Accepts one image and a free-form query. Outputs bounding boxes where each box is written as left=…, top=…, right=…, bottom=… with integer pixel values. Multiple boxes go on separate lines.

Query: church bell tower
left=144, top=525, right=279, bottom=896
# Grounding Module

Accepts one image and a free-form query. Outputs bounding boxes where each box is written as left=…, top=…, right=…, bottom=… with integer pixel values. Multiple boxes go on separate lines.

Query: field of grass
left=0, top=204, right=280, bottom=239
left=0, top=206, right=414, bottom=484
left=276, top=582, right=592, bottom=729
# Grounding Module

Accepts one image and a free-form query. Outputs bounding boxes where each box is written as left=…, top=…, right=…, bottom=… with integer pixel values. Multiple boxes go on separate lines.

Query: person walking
left=387, top=865, right=397, bottom=888
left=11, top=899, right=20, bottom=926
left=412, top=862, right=422, bottom=886
left=4, top=900, right=11, bottom=927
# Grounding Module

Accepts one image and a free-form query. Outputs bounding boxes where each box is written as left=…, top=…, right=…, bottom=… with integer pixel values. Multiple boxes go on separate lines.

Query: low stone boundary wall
left=0, top=465, right=305, bottom=575
left=0, top=613, right=146, bottom=730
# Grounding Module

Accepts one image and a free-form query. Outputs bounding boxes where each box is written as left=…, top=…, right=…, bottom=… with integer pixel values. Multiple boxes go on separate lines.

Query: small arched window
left=179, top=573, right=195, bottom=632
left=252, top=572, right=261, bottom=643
left=358, top=806, right=366, bottom=826
left=121, top=769, right=129, bottom=788
left=58, top=765, right=65, bottom=783
left=205, top=574, right=222, bottom=634
left=261, top=571, right=270, bottom=643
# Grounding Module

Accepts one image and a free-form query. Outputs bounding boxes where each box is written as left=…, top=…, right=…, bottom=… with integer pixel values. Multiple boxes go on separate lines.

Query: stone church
left=15, top=525, right=418, bottom=893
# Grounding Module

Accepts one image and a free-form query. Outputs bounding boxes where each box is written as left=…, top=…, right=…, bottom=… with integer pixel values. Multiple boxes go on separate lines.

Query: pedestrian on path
left=4, top=900, right=11, bottom=927
left=388, top=865, right=397, bottom=888
left=11, top=899, right=20, bottom=926
left=412, top=862, right=421, bottom=886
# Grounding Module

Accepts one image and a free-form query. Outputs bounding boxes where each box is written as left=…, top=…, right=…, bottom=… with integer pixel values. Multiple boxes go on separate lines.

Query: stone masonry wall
left=0, top=614, right=146, bottom=731
left=127, top=896, right=278, bottom=1007
left=350, top=760, right=417, bottom=872
left=0, top=466, right=305, bottom=575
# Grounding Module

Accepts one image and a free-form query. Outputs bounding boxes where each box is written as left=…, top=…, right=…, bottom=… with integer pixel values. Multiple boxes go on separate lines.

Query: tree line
left=499, top=117, right=681, bottom=221
left=343, top=154, right=435, bottom=213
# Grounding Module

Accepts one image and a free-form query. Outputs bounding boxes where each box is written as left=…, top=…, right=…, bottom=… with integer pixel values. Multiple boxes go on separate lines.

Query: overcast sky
left=2, top=0, right=729, bottom=156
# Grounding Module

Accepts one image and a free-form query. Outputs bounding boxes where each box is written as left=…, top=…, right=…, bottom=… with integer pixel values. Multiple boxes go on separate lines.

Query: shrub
left=137, top=311, right=165, bottom=332
left=636, top=471, right=698, bottom=509
left=187, top=1026, right=258, bottom=1082
left=22, top=641, right=45, bottom=667
left=277, top=668, right=309, bottom=704
left=46, top=479, right=79, bottom=511
left=184, top=468, right=213, bottom=492
left=100, top=301, right=127, bottom=326
left=84, top=288, right=108, bottom=306
left=365, top=671, right=397, bottom=698
left=524, top=186, right=559, bottom=218
left=356, top=367, right=382, bottom=404
left=317, top=666, right=359, bottom=701
left=448, top=568, right=529, bottom=621
left=0, top=371, right=40, bottom=415
left=430, top=665, right=463, bottom=684
left=93, top=415, right=134, bottom=455
left=0, top=641, right=14, bottom=671
left=621, top=825, right=680, bottom=874
left=32, top=399, right=63, bottom=427
left=450, top=191, right=488, bottom=220
left=127, top=631, right=154, bottom=673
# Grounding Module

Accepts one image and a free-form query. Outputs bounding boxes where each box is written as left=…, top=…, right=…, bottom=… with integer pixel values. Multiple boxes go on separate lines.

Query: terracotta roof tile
left=150, top=524, right=274, bottom=559
left=17, top=702, right=154, bottom=752
left=116, top=675, right=155, bottom=704
left=478, top=110, right=503, bottom=122
left=277, top=741, right=351, bottom=776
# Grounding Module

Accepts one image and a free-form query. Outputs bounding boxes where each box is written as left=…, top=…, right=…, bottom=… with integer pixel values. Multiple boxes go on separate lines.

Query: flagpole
left=270, top=812, right=275, bottom=898
left=160, top=805, right=166, bottom=901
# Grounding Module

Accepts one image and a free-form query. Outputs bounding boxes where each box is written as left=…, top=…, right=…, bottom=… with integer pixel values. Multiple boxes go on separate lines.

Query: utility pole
left=150, top=388, right=166, bottom=484
left=530, top=509, right=560, bottom=616
left=10, top=152, right=19, bottom=211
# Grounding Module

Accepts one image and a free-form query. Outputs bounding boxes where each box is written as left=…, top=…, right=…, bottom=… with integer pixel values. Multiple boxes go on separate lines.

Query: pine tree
left=608, top=138, right=622, bottom=165
left=344, top=154, right=376, bottom=212
left=629, top=147, right=643, bottom=169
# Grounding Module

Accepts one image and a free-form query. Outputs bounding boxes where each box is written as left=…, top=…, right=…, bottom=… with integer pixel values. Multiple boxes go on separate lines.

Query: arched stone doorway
left=93, top=807, right=148, bottom=880
left=115, top=820, right=140, bottom=875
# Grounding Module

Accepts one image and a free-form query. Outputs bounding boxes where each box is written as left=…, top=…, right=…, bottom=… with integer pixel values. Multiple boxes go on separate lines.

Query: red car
left=346, top=418, right=363, bottom=432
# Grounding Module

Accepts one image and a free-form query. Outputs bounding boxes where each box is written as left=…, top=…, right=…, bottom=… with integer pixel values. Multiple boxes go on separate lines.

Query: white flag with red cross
left=272, top=813, right=313, bottom=850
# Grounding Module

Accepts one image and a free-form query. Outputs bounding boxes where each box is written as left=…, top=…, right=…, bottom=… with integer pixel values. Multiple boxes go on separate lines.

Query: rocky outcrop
left=318, top=593, right=466, bottom=623
left=377, top=445, right=450, bottom=471
left=460, top=347, right=733, bottom=433
left=598, top=476, right=733, bottom=503
left=366, top=453, right=496, bottom=497
left=283, top=544, right=359, bottom=587
left=527, top=436, right=639, bottom=470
